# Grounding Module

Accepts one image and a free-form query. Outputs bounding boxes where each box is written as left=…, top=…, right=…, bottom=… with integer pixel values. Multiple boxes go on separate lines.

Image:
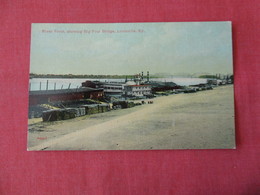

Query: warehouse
left=29, top=87, right=104, bottom=106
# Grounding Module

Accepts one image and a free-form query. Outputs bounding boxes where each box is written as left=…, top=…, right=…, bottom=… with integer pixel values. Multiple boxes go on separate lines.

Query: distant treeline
left=30, top=73, right=153, bottom=79
left=30, top=73, right=233, bottom=80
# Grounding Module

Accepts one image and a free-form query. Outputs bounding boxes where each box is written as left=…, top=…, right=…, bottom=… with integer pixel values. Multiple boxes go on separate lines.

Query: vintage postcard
left=28, top=22, right=235, bottom=150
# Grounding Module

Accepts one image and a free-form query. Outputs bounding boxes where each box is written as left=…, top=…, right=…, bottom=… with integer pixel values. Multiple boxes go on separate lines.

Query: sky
left=30, top=22, right=233, bottom=75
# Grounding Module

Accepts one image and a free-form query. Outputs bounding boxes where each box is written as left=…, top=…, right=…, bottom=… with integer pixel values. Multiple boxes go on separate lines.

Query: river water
left=29, top=77, right=207, bottom=91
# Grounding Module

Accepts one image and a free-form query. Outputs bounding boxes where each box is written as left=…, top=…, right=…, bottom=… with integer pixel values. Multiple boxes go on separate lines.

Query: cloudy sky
left=30, top=22, right=233, bottom=75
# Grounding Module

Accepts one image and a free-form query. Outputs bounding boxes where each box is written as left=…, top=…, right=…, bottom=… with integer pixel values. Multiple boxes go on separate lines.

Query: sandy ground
left=27, top=85, right=235, bottom=150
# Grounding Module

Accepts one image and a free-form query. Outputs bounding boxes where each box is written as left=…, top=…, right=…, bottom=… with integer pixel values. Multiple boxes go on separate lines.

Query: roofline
left=29, top=87, right=103, bottom=96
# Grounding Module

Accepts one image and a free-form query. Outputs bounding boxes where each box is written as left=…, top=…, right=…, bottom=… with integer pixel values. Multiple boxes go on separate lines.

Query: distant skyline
left=30, top=22, right=233, bottom=76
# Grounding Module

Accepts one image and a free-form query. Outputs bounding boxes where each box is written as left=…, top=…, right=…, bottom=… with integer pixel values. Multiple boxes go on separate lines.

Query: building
left=29, top=87, right=104, bottom=106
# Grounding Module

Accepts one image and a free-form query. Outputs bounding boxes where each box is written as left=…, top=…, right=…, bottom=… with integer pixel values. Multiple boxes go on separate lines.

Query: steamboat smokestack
left=147, top=71, right=149, bottom=82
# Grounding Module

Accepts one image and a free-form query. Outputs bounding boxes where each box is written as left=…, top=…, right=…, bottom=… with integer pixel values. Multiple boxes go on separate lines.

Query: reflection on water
left=29, top=77, right=207, bottom=91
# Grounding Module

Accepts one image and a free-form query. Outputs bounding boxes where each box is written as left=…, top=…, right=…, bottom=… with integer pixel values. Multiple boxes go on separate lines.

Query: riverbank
left=28, top=85, right=235, bottom=150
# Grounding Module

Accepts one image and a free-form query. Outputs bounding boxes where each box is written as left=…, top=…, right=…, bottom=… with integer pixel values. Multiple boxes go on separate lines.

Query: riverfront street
left=28, top=85, right=235, bottom=150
